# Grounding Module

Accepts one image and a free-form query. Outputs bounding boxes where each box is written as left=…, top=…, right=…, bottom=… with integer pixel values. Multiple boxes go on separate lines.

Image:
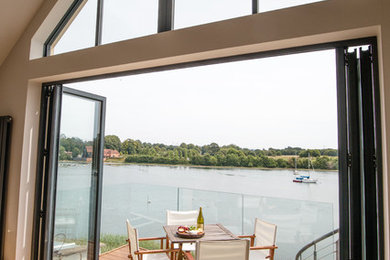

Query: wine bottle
left=197, top=207, right=204, bottom=231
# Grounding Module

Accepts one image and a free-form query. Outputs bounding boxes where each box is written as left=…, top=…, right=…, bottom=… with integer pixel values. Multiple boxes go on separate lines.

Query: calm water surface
left=56, top=163, right=339, bottom=259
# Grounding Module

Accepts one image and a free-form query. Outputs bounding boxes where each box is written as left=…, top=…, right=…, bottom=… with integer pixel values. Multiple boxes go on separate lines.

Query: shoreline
left=59, top=160, right=338, bottom=172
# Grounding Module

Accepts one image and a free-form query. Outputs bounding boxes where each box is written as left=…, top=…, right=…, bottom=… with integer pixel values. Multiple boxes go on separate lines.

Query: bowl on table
left=176, top=225, right=205, bottom=239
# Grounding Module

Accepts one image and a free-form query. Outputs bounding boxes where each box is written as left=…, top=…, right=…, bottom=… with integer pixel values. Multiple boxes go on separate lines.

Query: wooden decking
left=100, top=245, right=129, bottom=260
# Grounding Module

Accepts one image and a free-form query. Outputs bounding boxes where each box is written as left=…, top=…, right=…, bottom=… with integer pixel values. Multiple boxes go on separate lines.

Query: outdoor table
left=163, top=224, right=239, bottom=260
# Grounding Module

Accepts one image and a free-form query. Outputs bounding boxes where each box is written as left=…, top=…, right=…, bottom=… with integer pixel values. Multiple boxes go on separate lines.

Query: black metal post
left=346, top=50, right=363, bottom=260
left=32, top=86, right=52, bottom=260
left=95, top=0, right=104, bottom=46
left=0, top=116, right=12, bottom=259
left=158, top=0, right=174, bottom=32
left=371, top=41, right=384, bottom=260
left=252, top=0, right=258, bottom=14
left=336, top=47, right=349, bottom=260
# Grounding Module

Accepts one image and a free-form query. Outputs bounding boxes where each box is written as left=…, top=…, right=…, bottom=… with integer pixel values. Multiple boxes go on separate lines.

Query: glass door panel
left=52, top=87, right=105, bottom=259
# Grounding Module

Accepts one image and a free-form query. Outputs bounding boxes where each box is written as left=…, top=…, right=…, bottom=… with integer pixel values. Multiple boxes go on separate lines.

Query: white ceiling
left=0, top=0, right=45, bottom=66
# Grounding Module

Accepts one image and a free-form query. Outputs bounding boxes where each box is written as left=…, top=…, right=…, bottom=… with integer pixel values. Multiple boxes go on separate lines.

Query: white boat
left=293, top=154, right=317, bottom=184
left=302, top=177, right=317, bottom=183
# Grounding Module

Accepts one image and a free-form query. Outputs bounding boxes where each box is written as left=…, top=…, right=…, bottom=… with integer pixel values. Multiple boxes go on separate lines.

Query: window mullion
left=95, top=0, right=104, bottom=46
left=336, top=46, right=349, bottom=260
left=252, top=0, right=258, bottom=14
left=345, top=49, right=364, bottom=258
left=158, top=0, right=174, bottom=32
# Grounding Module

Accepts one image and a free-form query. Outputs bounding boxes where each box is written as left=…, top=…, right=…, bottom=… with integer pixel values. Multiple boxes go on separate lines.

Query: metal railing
left=295, top=229, right=339, bottom=260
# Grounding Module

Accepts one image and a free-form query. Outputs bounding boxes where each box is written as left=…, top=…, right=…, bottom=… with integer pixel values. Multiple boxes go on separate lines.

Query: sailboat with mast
left=293, top=155, right=300, bottom=175
left=293, top=154, right=318, bottom=183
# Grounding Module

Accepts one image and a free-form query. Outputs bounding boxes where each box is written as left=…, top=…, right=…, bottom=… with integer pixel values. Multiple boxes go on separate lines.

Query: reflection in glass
left=102, top=0, right=158, bottom=44
left=174, top=0, right=251, bottom=30
left=53, top=94, right=100, bottom=259
left=52, top=0, right=97, bottom=55
left=258, top=0, right=325, bottom=13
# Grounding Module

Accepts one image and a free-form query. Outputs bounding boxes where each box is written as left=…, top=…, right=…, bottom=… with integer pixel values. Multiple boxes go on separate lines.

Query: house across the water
left=104, top=149, right=120, bottom=158
left=83, top=146, right=120, bottom=161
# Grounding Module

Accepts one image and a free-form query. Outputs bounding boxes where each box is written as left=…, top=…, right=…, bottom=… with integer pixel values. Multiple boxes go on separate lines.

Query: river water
left=55, top=163, right=339, bottom=259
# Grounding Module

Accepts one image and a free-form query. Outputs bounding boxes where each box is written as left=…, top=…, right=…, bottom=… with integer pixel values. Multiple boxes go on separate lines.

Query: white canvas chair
left=126, top=219, right=178, bottom=260
left=166, top=210, right=198, bottom=226
left=183, top=240, right=249, bottom=260
left=166, top=210, right=198, bottom=251
left=238, top=218, right=278, bottom=260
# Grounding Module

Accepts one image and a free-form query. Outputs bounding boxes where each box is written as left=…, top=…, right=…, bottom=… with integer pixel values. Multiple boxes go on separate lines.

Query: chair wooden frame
left=237, top=234, right=278, bottom=260
left=127, top=236, right=180, bottom=260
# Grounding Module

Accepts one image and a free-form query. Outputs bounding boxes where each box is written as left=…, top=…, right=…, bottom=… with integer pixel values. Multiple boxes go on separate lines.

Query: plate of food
left=176, top=225, right=205, bottom=239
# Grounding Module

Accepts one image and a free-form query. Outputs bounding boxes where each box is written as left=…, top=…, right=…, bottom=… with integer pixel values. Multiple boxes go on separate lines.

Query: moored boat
left=293, top=155, right=317, bottom=184
left=293, top=174, right=317, bottom=184
left=302, top=178, right=317, bottom=183
left=293, top=155, right=300, bottom=175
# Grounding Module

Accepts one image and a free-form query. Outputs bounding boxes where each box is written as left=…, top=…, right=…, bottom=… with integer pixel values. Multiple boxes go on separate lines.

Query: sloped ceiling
left=0, top=0, right=45, bottom=66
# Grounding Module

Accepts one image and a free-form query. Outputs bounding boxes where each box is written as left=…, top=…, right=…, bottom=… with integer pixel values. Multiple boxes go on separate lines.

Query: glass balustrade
left=100, top=183, right=335, bottom=258
left=56, top=163, right=336, bottom=258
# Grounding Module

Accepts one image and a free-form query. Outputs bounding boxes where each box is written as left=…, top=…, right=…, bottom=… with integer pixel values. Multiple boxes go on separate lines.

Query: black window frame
left=35, top=36, right=384, bottom=260
left=44, top=0, right=265, bottom=56
left=44, top=0, right=176, bottom=56
left=44, top=0, right=339, bottom=56
left=32, top=85, right=106, bottom=260
left=0, top=116, right=12, bottom=259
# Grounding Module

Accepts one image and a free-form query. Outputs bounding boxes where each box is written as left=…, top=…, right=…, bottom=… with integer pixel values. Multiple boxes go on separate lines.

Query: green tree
left=226, top=154, right=240, bottom=166
left=276, top=158, right=289, bottom=168
left=299, top=149, right=321, bottom=157
left=202, top=143, right=220, bottom=155
left=190, top=155, right=204, bottom=165
left=322, top=149, right=338, bottom=156
left=72, top=147, right=80, bottom=158
left=262, top=157, right=277, bottom=168
left=59, top=146, right=70, bottom=160
left=216, top=154, right=226, bottom=166
left=122, top=139, right=142, bottom=155
left=313, top=156, right=329, bottom=169
left=105, top=135, right=121, bottom=152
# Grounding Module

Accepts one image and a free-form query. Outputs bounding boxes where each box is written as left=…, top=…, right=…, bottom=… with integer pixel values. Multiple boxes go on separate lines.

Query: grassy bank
left=99, top=234, right=161, bottom=253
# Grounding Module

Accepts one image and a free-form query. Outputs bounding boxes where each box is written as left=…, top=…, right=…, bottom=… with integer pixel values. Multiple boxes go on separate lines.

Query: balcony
left=53, top=163, right=339, bottom=259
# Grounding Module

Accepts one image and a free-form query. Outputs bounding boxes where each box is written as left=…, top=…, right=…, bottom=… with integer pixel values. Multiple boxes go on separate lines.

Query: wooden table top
left=163, top=224, right=239, bottom=244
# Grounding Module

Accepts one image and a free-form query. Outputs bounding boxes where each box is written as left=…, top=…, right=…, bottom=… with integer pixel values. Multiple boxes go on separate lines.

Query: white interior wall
left=0, top=0, right=389, bottom=259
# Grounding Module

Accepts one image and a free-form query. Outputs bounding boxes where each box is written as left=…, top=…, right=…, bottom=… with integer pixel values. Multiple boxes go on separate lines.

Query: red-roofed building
left=83, top=146, right=120, bottom=160
left=104, top=149, right=120, bottom=158
left=83, top=146, right=93, bottom=159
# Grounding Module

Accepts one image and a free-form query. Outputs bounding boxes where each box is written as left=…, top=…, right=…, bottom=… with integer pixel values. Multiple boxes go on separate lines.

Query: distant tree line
left=106, top=135, right=337, bottom=170
left=59, top=135, right=338, bottom=170
left=59, top=135, right=92, bottom=160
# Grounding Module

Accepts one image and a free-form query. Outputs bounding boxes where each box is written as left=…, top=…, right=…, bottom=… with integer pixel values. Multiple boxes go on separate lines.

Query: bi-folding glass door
left=337, top=42, right=383, bottom=260
left=33, top=85, right=106, bottom=260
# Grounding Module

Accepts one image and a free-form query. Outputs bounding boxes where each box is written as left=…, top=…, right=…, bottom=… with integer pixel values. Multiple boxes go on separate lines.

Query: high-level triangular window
left=45, top=0, right=329, bottom=56
left=50, top=0, right=98, bottom=55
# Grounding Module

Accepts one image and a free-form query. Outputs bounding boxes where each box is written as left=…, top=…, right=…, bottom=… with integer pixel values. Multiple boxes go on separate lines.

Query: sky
left=63, top=49, right=338, bottom=150
left=54, top=0, right=325, bottom=54
left=56, top=0, right=337, bottom=150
